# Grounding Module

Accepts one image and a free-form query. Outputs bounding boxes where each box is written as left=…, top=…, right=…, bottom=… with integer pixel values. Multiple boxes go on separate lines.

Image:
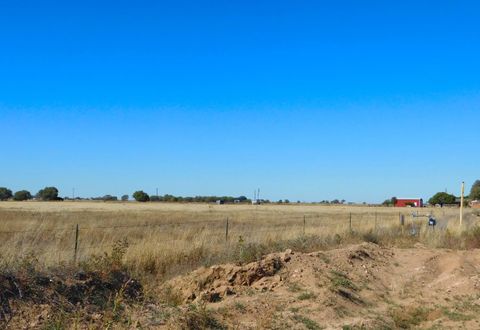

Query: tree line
left=0, top=187, right=61, bottom=201
left=382, top=180, right=480, bottom=207
left=0, top=187, right=251, bottom=204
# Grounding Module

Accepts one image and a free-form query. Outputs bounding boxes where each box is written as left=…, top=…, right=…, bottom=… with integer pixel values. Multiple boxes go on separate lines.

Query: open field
left=1, top=201, right=480, bottom=328
left=0, top=201, right=476, bottom=271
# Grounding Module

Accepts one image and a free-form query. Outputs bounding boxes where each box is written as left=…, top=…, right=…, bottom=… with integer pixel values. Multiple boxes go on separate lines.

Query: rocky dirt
left=160, top=243, right=480, bottom=329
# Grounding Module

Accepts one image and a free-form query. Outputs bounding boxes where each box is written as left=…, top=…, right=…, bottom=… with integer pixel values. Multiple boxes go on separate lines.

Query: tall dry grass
left=0, top=201, right=477, bottom=282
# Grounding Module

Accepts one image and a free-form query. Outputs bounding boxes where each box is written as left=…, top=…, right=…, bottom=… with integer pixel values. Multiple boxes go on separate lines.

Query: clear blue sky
left=1, top=1, right=478, bottom=202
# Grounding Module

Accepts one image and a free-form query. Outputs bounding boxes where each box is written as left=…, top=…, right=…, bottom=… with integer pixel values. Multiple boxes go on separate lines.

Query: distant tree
left=284, top=199, right=290, bottom=204
left=133, top=190, right=150, bottom=202
left=383, top=197, right=398, bottom=207
left=391, top=197, right=398, bottom=206
left=150, top=195, right=161, bottom=202
left=331, top=199, right=340, bottom=204
left=0, top=187, right=13, bottom=201
left=428, top=192, right=456, bottom=206
left=13, top=190, right=32, bottom=201
left=121, top=194, right=129, bottom=201
left=102, top=195, right=118, bottom=201
left=470, top=180, right=480, bottom=201
left=36, top=187, right=59, bottom=201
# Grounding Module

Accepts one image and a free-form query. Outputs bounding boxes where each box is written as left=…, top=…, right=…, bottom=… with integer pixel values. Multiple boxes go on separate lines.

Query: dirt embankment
left=3, top=243, right=480, bottom=329
left=161, top=243, right=480, bottom=329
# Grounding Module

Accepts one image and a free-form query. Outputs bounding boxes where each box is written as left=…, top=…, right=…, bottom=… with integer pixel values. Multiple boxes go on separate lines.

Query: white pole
left=460, top=181, right=465, bottom=227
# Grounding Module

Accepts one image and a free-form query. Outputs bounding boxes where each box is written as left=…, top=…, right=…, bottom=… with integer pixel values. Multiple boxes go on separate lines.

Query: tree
left=382, top=197, right=398, bottom=207
left=37, top=187, right=59, bottom=201
left=0, top=187, right=13, bottom=201
left=13, top=190, right=32, bottom=201
left=121, top=194, right=129, bottom=201
left=133, top=191, right=150, bottom=202
left=470, top=180, right=480, bottom=201
left=428, top=192, right=456, bottom=206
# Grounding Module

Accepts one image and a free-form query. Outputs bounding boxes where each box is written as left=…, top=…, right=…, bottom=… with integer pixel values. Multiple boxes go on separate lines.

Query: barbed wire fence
left=0, top=211, right=444, bottom=264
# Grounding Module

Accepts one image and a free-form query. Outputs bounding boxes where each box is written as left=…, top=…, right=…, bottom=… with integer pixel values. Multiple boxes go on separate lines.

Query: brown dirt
left=4, top=243, right=480, bottom=329
left=160, top=243, right=480, bottom=329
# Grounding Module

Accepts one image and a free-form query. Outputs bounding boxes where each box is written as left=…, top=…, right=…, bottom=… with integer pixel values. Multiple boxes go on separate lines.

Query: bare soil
left=3, top=243, right=480, bottom=329
left=160, top=243, right=480, bottom=329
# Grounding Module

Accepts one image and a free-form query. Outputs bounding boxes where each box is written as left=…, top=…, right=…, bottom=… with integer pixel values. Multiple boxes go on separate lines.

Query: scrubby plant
left=133, top=191, right=150, bottom=202
left=36, top=186, right=60, bottom=201
left=0, top=187, right=12, bottom=201
left=13, top=190, right=32, bottom=201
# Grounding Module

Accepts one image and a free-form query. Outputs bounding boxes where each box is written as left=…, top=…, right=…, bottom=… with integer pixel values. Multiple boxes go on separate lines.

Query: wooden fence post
left=303, top=215, right=306, bottom=236
left=349, top=213, right=352, bottom=232
left=73, top=224, right=79, bottom=263
left=225, top=218, right=229, bottom=242
left=375, top=211, right=377, bottom=230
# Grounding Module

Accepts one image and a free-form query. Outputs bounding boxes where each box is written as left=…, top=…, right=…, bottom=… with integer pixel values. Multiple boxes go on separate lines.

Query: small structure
left=395, top=198, right=423, bottom=207
left=471, top=200, right=480, bottom=209
left=216, top=200, right=224, bottom=205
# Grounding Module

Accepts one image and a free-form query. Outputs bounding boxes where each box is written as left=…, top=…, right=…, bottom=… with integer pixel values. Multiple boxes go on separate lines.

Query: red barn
left=395, top=198, right=423, bottom=207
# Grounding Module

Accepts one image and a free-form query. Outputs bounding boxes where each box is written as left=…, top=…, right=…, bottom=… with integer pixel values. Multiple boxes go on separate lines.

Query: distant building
left=471, top=200, right=480, bottom=209
left=395, top=198, right=423, bottom=207
left=216, top=200, right=224, bottom=205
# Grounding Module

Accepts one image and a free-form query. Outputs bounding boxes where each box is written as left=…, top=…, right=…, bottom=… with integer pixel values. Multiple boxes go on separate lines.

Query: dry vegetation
left=1, top=201, right=479, bottom=329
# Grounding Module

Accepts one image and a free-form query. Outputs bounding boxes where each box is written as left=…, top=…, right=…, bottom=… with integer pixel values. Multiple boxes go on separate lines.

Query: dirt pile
left=161, top=243, right=480, bottom=329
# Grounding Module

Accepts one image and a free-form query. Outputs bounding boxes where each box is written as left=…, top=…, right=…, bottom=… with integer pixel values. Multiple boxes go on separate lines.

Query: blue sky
left=1, top=1, right=479, bottom=202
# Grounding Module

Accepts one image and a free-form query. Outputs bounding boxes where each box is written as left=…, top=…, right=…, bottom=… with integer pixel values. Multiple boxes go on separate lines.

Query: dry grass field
left=0, top=201, right=475, bottom=275
left=1, top=201, right=480, bottom=329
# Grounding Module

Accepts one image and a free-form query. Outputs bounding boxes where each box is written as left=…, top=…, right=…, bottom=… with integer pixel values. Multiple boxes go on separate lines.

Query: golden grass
left=0, top=201, right=476, bottom=280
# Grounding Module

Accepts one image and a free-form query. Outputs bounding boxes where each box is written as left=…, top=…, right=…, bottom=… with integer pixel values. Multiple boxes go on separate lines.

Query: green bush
left=133, top=190, right=150, bottom=202
left=36, top=186, right=60, bottom=201
left=428, top=192, right=456, bottom=206
left=13, top=190, right=32, bottom=201
left=470, top=180, right=480, bottom=201
left=0, top=187, right=13, bottom=201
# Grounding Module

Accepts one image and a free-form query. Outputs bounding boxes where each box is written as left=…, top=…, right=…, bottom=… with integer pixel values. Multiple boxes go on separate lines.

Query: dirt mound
left=162, top=243, right=480, bottom=329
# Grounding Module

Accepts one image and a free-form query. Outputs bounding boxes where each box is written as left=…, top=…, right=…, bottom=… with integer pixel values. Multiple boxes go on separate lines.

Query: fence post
left=349, top=213, right=352, bottom=232
left=303, top=215, right=306, bottom=236
left=73, top=224, right=79, bottom=263
left=375, top=211, right=377, bottom=230
left=225, top=218, right=229, bottom=242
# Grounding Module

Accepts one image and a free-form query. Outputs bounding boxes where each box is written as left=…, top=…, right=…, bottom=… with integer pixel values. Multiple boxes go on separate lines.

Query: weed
left=442, top=307, right=473, bottom=321
left=178, top=303, right=226, bottom=330
left=292, top=314, right=323, bottom=330
left=234, top=301, right=246, bottom=312
left=390, top=306, right=429, bottom=329
left=362, top=231, right=379, bottom=244
left=329, top=270, right=358, bottom=291
left=287, top=281, right=303, bottom=292
left=298, top=291, right=317, bottom=300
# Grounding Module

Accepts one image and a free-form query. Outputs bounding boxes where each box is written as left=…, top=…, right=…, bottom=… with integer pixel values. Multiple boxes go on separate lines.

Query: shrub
left=13, top=190, right=32, bottom=201
left=121, top=194, right=129, bottom=201
left=133, top=191, right=150, bottom=202
left=36, top=186, right=60, bottom=201
left=428, top=192, right=456, bottom=206
left=0, top=187, right=13, bottom=201
left=471, top=180, right=480, bottom=201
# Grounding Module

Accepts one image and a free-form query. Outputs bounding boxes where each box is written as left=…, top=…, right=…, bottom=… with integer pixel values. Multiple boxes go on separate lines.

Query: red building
left=395, top=198, right=423, bottom=207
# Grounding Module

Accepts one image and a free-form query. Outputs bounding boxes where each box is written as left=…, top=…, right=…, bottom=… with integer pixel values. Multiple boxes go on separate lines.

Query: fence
left=0, top=211, right=429, bottom=264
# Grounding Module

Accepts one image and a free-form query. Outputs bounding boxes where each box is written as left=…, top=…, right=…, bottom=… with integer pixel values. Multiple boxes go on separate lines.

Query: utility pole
left=156, top=188, right=158, bottom=197
left=72, top=188, right=75, bottom=200
left=460, top=181, right=465, bottom=227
